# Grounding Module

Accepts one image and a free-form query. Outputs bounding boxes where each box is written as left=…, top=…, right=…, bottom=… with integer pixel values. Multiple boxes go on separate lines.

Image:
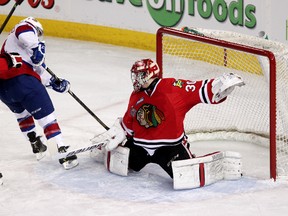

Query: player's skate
left=58, top=146, right=79, bottom=170
left=28, top=132, right=47, bottom=160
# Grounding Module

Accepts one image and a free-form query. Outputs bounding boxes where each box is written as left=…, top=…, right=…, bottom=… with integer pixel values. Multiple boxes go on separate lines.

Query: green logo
left=100, top=0, right=257, bottom=29
left=146, top=0, right=184, bottom=27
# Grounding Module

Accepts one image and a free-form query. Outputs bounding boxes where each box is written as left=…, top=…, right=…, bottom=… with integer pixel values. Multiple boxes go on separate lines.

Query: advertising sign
left=0, top=0, right=287, bottom=43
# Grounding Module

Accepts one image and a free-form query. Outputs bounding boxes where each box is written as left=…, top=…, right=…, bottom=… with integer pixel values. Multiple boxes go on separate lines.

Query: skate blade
left=36, top=152, right=46, bottom=161
left=62, top=159, right=79, bottom=170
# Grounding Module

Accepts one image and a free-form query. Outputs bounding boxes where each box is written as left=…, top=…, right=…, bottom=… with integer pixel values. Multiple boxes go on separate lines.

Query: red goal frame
left=156, top=27, right=277, bottom=180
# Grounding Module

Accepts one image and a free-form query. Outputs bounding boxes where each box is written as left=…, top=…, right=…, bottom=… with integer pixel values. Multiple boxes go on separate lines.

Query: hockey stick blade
left=57, top=141, right=108, bottom=159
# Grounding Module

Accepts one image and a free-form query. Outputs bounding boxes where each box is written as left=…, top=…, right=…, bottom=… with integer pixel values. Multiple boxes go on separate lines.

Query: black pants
left=124, top=138, right=194, bottom=178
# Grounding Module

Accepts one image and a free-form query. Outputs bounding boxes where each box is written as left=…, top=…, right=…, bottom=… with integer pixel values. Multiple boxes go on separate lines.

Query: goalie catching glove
left=91, top=117, right=126, bottom=151
left=212, top=73, right=245, bottom=103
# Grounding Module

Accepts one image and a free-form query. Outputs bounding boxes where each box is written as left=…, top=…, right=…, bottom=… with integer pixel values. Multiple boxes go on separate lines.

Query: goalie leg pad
left=172, top=161, right=201, bottom=189
left=172, top=151, right=242, bottom=190
left=223, top=151, right=242, bottom=180
left=104, top=146, right=130, bottom=176
left=172, top=151, right=225, bottom=190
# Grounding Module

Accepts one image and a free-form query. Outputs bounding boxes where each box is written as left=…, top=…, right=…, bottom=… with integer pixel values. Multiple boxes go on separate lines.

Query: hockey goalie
left=90, top=58, right=244, bottom=189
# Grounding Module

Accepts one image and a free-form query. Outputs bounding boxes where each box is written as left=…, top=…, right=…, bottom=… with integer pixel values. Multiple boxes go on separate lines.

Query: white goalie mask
left=130, top=59, right=160, bottom=92
left=21, top=17, right=43, bottom=37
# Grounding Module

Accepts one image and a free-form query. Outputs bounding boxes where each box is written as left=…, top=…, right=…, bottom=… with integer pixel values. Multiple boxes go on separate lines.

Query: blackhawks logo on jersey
left=136, top=104, right=165, bottom=128
left=173, top=79, right=183, bottom=88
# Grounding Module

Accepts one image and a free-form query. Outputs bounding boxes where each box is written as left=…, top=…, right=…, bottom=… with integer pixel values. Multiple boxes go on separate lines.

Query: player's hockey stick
left=0, top=0, right=24, bottom=34
left=44, top=66, right=110, bottom=130
left=57, top=140, right=108, bottom=159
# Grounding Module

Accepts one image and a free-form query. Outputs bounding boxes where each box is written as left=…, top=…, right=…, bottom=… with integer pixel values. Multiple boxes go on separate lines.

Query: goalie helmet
left=21, top=17, right=43, bottom=37
left=130, top=58, right=160, bottom=92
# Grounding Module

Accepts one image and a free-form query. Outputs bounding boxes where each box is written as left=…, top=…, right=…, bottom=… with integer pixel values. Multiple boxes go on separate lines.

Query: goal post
left=156, top=27, right=288, bottom=180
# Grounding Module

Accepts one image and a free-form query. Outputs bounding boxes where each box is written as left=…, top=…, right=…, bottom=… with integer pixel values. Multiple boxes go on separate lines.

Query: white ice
left=1, top=34, right=288, bottom=216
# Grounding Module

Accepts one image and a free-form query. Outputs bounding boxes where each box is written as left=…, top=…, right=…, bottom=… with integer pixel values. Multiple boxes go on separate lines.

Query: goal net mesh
left=157, top=27, right=288, bottom=179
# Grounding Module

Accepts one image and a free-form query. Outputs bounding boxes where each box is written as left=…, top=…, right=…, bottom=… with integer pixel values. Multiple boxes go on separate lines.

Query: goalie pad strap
left=199, top=163, right=205, bottom=187
left=106, top=151, right=111, bottom=171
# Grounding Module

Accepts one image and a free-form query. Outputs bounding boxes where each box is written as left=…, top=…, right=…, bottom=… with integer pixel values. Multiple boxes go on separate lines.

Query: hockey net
left=156, top=27, right=288, bottom=180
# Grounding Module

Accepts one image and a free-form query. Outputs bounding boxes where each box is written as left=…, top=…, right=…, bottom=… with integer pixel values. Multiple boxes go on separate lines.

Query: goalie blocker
left=90, top=147, right=242, bottom=190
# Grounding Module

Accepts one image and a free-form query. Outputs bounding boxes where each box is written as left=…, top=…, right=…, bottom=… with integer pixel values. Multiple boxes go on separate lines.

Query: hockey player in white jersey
left=0, top=17, right=78, bottom=169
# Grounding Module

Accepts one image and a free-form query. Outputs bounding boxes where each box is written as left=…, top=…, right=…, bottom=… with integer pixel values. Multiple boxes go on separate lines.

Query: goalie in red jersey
left=91, top=58, right=245, bottom=189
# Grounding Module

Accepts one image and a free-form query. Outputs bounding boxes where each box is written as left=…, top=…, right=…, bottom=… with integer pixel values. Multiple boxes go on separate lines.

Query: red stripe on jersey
left=199, top=79, right=216, bottom=104
left=206, top=79, right=215, bottom=103
left=15, top=25, right=35, bottom=39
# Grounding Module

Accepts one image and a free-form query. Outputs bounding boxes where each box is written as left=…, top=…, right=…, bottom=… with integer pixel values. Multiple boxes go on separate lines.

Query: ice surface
left=1, top=35, right=288, bottom=216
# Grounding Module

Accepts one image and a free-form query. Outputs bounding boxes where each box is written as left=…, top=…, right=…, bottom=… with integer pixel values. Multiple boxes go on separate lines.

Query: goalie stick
left=0, top=0, right=24, bottom=34
left=56, top=140, right=108, bottom=159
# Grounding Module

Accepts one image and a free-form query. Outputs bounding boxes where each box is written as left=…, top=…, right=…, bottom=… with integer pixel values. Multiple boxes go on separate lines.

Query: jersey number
left=185, top=81, right=196, bottom=92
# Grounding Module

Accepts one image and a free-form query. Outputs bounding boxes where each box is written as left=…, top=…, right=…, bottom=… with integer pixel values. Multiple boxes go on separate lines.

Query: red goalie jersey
left=122, top=77, right=225, bottom=155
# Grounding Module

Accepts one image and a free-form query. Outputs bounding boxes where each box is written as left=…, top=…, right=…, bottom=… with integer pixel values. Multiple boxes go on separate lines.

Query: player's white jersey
left=3, top=22, right=39, bottom=66
left=2, top=22, right=47, bottom=80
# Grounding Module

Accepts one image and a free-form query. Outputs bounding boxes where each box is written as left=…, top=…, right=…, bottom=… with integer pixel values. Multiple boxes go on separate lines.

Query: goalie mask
left=130, top=59, right=160, bottom=92
left=21, top=17, right=44, bottom=37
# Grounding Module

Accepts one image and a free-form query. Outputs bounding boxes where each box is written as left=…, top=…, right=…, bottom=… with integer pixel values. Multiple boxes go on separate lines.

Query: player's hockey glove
left=30, top=41, right=45, bottom=66
left=3, top=52, right=22, bottom=68
left=212, top=73, right=245, bottom=103
left=48, top=76, right=70, bottom=93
